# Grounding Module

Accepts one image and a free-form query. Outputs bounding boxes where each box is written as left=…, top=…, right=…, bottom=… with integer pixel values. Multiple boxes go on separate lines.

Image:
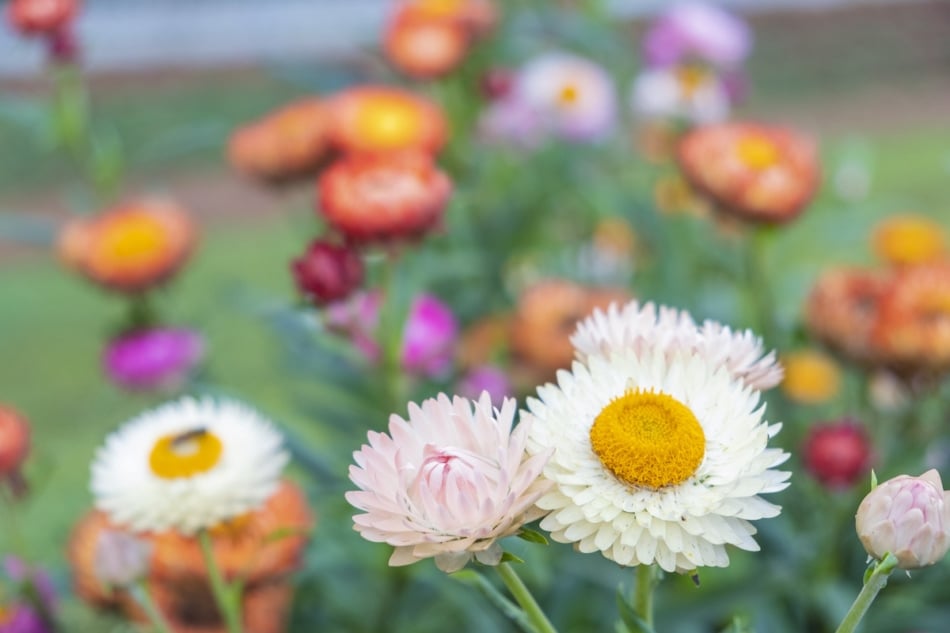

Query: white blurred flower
left=91, top=397, right=288, bottom=534
left=346, top=393, right=551, bottom=573
left=525, top=345, right=789, bottom=573
left=631, top=66, right=730, bottom=125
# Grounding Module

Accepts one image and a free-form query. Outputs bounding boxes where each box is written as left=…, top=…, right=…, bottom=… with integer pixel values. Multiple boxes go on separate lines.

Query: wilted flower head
left=6, top=0, right=78, bottom=37
left=328, top=86, right=447, bottom=156
left=780, top=349, right=841, bottom=405
left=93, top=529, right=152, bottom=587
left=872, top=214, right=946, bottom=268
left=803, top=419, right=872, bottom=489
left=102, top=328, right=205, bottom=392
left=57, top=198, right=197, bottom=294
left=347, top=393, right=551, bottom=572
left=227, top=98, right=332, bottom=184
left=291, top=240, right=364, bottom=306
left=678, top=122, right=820, bottom=224
left=856, top=470, right=950, bottom=569
left=514, top=52, right=618, bottom=142
left=643, top=2, right=752, bottom=70
left=631, top=66, right=730, bottom=126
left=573, top=300, right=783, bottom=390
left=0, top=406, right=30, bottom=480
left=317, top=151, right=452, bottom=243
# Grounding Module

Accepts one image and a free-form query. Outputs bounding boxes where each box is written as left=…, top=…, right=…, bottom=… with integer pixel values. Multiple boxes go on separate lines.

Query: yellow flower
left=781, top=349, right=841, bottom=404
left=872, top=214, right=945, bottom=267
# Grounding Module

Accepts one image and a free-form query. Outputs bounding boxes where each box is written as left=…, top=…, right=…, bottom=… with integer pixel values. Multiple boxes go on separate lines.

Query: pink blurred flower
left=0, top=605, right=49, bottom=633
left=2, top=557, right=56, bottom=633
left=802, top=419, right=872, bottom=490
left=456, top=366, right=513, bottom=407
left=93, top=529, right=152, bottom=587
left=102, top=328, right=205, bottom=392
left=326, top=291, right=458, bottom=378
left=643, top=2, right=752, bottom=70
left=856, top=470, right=950, bottom=569
left=478, top=96, right=546, bottom=148
left=346, top=393, right=551, bottom=572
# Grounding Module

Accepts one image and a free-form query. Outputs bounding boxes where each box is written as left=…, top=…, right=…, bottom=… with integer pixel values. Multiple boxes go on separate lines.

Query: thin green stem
left=834, top=553, right=899, bottom=633
left=496, top=562, right=559, bottom=633
left=197, top=529, right=244, bottom=633
left=129, top=581, right=174, bottom=633
left=634, top=564, right=656, bottom=628
left=744, top=226, right=780, bottom=347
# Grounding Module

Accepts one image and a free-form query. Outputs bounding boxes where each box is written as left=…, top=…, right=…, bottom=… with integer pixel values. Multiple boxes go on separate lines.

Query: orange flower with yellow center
left=317, top=151, right=452, bottom=242
left=871, top=214, right=946, bottom=267
left=400, top=0, right=498, bottom=36
left=781, top=349, right=842, bottom=405
left=227, top=98, right=332, bottom=183
left=677, top=122, right=819, bottom=224
left=384, top=8, right=470, bottom=80
left=58, top=199, right=196, bottom=293
left=328, top=86, right=447, bottom=156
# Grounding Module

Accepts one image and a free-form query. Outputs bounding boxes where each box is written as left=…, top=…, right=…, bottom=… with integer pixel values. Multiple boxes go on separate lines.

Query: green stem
left=744, top=226, right=780, bottom=347
left=129, top=581, right=175, bottom=633
left=496, top=563, right=559, bottom=633
left=197, top=529, right=244, bottom=633
left=634, top=564, right=656, bottom=628
left=833, top=553, right=899, bottom=633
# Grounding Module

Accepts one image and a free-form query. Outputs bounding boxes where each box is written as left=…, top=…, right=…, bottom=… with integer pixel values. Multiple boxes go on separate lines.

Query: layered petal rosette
left=347, top=393, right=551, bottom=572
left=91, top=397, right=288, bottom=534
left=572, top=300, right=783, bottom=390
left=525, top=346, right=790, bottom=573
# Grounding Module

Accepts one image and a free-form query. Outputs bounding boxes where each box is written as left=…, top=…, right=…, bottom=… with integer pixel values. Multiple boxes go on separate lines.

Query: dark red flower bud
left=803, top=418, right=872, bottom=489
left=480, top=68, right=515, bottom=101
left=291, top=240, right=364, bottom=305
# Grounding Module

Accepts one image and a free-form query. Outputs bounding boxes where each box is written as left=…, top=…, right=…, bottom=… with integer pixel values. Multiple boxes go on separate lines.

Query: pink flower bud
left=855, top=469, right=950, bottom=569
left=93, top=529, right=152, bottom=587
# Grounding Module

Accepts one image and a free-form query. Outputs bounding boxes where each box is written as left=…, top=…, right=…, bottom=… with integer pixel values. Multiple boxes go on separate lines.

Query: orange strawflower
left=871, top=214, right=946, bottom=267
left=227, top=98, right=332, bottom=184
left=399, top=0, right=497, bottom=36
left=383, top=13, right=470, bottom=80
left=7, top=0, right=78, bottom=37
left=510, top=279, right=631, bottom=376
left=457, top=314, right=512, bottom=369
left=58, top=199, right=197, bottom=293
left=677, top=122, right=819, bottom=224
left=148, top=578, right=292, bottom=633
left=328, top=86, right=447, bottom=156
left=317, top=151, right=452, bottom=242
left=872, top=262, right=950, bottom=373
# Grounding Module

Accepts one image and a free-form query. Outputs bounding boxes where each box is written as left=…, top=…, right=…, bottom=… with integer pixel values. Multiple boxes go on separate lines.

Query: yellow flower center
left=97, top=213, right=169, bottom=263
left=413, top=0, right=462, bottom=18
left=354, top=98, right=423, bottom=150
left=736, top=136, right=781, bottom=170
left=589, top=389, right=705, bottom=490
left=781, top=350, right=841, bottom=405
left=558, top=83, right=580, bottom=107
left=149, top=428, right=223, bottom=479
left=872, top=216, right=946, bottom=267
left=675, top=65, right=708, bottom=97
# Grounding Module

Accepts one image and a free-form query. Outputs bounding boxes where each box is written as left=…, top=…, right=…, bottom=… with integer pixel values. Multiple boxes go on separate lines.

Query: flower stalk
left=496, top=562, right=559, bottom=633
left=833, top=552, right=898, bottom=633
left=129, top=581, right=174, bottom=633
left=634, top=564, right=656, bottom=628
left=198, top=529, right=244, bottom=633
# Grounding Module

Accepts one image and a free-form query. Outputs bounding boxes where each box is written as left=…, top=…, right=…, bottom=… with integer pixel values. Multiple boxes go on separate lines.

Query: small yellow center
left=872, top=216, right=946, bottom=267
left=98, top=213, right=168, bottom=262
left=149, top=428, right=223, bottom=480
left=355, top=98, right=423, bottom=150
left=676, top=65, right=708, bottom=97
left=414, top=0, right=462, bottom=18
left=558, top=83, right=580, bottom=106
left=781, top=350, right=841, bottom=405
left=589, top=390, right=705, bottom=490
left=736, top=136, right=781, bottom=170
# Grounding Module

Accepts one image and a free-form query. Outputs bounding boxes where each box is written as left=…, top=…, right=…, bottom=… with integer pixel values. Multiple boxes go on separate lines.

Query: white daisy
left=525, top=347, right=790, bottom=573
left=91, top=397, right=289, bottom=535
left=571, top=300, right=783, bottom=390
left=631, top=66, right=730, bottom=125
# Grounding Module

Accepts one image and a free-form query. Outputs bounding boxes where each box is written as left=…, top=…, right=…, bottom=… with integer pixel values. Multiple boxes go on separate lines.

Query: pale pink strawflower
left=643, top=2, right=752, bottom=70
left=346, top=393, right=552, bottom=573
left=93, top=529, right=152, bottom=587
left=571, top=300, right=783, bottom=390
left=856, top=470, right=950, bottom=569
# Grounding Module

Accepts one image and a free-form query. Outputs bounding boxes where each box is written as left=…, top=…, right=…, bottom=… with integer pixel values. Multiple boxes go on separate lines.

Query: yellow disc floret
left=871, top=215, right=946, bottom=267
left=736, top=136, right=780, bottom=170
left=355, top=97, right=423, bottom=150
left=149, top=428, right=223, bottom=479
left=589, top=389, right=706, bottom=490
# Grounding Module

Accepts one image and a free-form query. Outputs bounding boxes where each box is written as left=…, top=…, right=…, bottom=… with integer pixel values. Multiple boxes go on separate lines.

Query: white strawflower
left=91, top=397, right=288, bottom=534
left=346, top=393, right=552, bottom=573
left=631, top=67, right=730, bottom=125
left=525, top=347, right=790, bottom=573
left=571, top=300, right=783, bottom=390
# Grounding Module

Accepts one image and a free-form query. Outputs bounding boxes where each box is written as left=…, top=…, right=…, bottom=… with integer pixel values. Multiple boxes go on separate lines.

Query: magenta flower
left=326, top=291, right=458, bottom=379
left=0, top=605, right=49, bottom=633
left=456, top=366, right=513, bottom=407
left=2, top=557, right=56, bottom=633
left=643, top=2, right=752, bottom=70
left=102, top=328, right=205, bottom=392
left=347, top=393, right=551, bottom=572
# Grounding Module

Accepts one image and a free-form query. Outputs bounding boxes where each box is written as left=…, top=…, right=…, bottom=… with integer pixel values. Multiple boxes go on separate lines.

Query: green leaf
left=517, top=528, right=549, bottom=545
left=452, top=570, right=534, bottom=633
left=719, top=615, right=754, bottom=633
left=500, top=552, right=525, bottom=564
left=615, top=589, right=656, bottom=633
left=870, top=470, right=878, bottom=490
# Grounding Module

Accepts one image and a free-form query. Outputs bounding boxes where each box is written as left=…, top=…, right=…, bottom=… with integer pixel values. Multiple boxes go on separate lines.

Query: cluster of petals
left=677, top=122, right=820, bottom=224
left=571, top=299, right=783, bottom=390
left=6, top=0, right=78, bottom=37
left=631, top=66, right=731, bottom=126
left=807, top=261, right=950, bottom=374
left=347, top=393, right=552, bottom=572
left=57, top=198, right=197, bottom=294
left=383, top=0, right=497, bottom=80
left=102, top=327, right=205, bottom=392
left=642, top=1, right=752, bottom=70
